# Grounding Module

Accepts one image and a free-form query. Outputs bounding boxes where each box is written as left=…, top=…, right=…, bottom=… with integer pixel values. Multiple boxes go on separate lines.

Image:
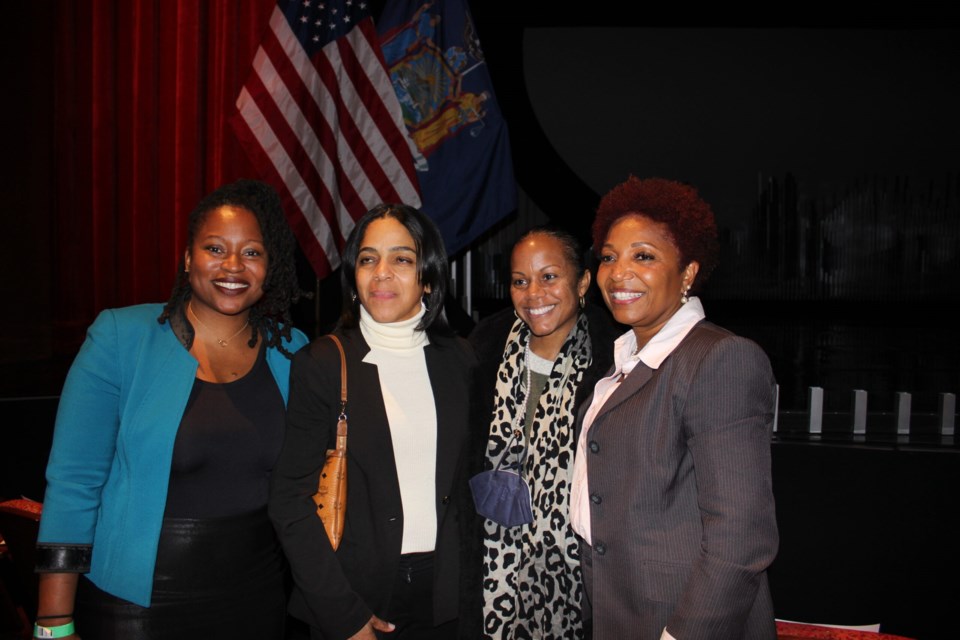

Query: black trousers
left=379, top=552, right=457, bottom=640
left=291, top=552, right=459, bottom=640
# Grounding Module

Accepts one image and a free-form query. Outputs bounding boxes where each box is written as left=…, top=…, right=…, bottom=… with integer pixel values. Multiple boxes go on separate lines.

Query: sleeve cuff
left=35, top=544, right=92, bottom=573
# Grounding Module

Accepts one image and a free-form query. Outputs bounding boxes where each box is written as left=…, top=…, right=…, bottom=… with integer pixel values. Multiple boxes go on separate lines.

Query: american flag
left=231, top=0, right=422, bottom=278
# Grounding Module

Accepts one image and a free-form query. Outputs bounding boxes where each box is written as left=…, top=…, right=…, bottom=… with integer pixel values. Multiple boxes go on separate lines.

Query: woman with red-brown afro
left=571, top=176, right=779, bottom=640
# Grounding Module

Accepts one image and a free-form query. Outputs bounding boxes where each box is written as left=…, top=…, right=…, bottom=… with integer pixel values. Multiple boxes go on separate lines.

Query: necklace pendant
left=217, top=339, right=228, bottom=347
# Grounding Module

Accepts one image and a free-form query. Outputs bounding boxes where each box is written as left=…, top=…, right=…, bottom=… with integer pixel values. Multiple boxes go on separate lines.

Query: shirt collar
left=612, top=297, right=706, bottom=375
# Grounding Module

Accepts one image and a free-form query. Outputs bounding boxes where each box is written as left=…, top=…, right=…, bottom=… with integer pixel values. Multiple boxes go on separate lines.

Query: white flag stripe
left=237, top=86, right=342, bottom=269
left=267, top=9, right=363, bottom=235
left=232, top=3, right=421, bottom=278
left=350, top=24, right=427, bottom=178
left=271, top=10, right=386, bottom=230
left=271, top=9, right=388, bottom=218
left=251, top=45, right=351, bottom=241
left=315, top=46, right=385, bottom=228
left=341, top=26, right=422, bottom=204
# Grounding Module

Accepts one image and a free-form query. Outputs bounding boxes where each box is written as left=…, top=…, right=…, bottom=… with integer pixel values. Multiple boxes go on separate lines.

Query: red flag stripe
left=314, top=31, right=412, bottom=207
left=254, top=31, right=362, bottom=239
left=342, top=21, right=423, bottom=194
left=230, top=105, right=334, bottom=276
left=231, top=4, right=422, bottom=278
left=270, top=7, right=419, bottom=212
left=241, top=66, right=341, bottom=247
left=236, top=85, right=342, bottom=270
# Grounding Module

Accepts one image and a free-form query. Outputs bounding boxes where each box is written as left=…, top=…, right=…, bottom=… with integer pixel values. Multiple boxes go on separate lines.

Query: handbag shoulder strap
left=326, top=334, right=348, bottom=423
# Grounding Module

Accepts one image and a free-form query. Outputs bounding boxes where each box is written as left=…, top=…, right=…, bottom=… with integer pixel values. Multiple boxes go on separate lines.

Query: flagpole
left=315, top=277, right=321, bottom=338
left=464, top=249, right=473, bottom=320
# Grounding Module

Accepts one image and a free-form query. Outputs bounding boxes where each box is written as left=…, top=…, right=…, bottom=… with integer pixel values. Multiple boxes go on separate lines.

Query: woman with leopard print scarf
left=461, top=227, right=619, bottom=639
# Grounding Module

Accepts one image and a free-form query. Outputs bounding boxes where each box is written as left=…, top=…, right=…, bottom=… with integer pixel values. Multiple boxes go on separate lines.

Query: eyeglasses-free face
left=597, top=214, right=698, bottom=348
left=510, top=232, right=590, bottom=359
left=185, top=205, right=267, bottom=323
left=354, top=216, right=429, bottom=324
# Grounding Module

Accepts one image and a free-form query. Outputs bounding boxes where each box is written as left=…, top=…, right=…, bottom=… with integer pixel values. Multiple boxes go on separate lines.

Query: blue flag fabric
left=377, top=0, right=517, bottom=256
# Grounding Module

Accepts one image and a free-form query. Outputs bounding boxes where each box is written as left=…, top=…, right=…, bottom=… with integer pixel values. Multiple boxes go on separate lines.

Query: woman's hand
left=347, top=614, right=395, bottom=639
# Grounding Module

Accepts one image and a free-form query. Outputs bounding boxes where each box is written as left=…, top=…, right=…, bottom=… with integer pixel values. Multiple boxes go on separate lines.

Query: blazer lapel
left=594, top=362, right=654, bottom=420
left=425, top=340, right=464, bottom=499
left=574, top=362, right=655, bottom=441
left=340, top=332, right=400, bottom=494
left=126, top=322, right=197, bottom=442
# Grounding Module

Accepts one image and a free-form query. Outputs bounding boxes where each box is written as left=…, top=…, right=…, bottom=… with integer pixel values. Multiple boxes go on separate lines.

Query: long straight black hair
left=338, top=203, right=452, bottom=335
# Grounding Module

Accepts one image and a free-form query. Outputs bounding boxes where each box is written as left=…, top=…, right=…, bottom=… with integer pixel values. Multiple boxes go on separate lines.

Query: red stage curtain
left=53, top=0, right=275, bottom=352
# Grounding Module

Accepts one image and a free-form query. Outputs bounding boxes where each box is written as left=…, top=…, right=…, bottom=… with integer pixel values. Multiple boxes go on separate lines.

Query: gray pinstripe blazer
left=578, top=320, right=778, bottom=640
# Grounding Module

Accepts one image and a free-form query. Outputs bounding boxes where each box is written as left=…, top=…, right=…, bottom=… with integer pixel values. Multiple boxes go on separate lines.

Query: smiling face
left=355, top=216, right=428, bottom=324
left=597, top=214, right=699, bottom=348
left=184, top=205, right=267, bottom=321
left=510, top=233, right=590, bottom=359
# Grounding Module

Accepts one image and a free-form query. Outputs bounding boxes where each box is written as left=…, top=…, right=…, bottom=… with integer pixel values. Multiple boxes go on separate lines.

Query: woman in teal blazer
left=35, top=180, right=309, bottom=639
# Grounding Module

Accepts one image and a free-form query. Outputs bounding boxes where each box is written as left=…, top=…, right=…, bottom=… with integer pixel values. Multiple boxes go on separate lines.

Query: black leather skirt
left=76, top=508, right=286, bottom=639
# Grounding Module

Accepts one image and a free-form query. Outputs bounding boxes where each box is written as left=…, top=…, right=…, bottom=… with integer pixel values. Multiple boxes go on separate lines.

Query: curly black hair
left=158, top=179, right=306, bottom=357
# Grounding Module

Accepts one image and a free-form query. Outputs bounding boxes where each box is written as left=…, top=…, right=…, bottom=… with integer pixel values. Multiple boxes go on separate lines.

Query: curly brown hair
left=592, top=176, right=719, bottom=291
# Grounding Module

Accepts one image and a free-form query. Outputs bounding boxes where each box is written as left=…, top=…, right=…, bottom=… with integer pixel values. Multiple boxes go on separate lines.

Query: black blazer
left=269, top=327, right=476, bottom=639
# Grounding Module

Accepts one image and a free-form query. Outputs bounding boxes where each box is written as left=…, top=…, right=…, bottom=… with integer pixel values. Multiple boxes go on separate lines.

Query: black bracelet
left=35, top=614, right=73, bottom=620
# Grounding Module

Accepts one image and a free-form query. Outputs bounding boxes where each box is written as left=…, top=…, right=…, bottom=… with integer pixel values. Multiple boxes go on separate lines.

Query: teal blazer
left=37, top=303, right=308, bottom=607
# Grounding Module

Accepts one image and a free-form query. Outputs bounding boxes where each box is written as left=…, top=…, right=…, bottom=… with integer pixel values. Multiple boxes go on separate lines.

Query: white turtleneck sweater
left=359, top=304, right=437, bottom=554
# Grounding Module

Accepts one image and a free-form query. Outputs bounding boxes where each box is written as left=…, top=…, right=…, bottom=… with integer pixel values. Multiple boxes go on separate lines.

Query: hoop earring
left=351, top=293, right=358, bottom=303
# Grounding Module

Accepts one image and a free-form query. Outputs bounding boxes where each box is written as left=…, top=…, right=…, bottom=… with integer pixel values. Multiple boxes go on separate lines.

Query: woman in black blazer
left=269, top=204, right=476, bottom=640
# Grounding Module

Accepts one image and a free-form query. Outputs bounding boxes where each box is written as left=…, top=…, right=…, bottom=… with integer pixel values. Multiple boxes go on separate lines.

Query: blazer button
left=589, top=441, right=600, bottom=453
left=441, top=496, right=450, bottom=505
left=388, top=516, right=399, bottom=522
left=590, top=493, right=602, bottom=504
left=594, top=542, right=606, bottom=556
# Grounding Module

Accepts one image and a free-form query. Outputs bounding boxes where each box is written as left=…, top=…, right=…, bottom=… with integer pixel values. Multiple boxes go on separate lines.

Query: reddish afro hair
left=592, top=176, right=719, bottom=291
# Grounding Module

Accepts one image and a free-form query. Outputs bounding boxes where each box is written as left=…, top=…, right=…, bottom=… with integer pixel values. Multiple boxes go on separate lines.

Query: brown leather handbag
left=312, top=334, right=348, bottom=550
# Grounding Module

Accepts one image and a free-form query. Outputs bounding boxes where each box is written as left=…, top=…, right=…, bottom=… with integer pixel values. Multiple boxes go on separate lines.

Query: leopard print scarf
left=481, top=313, right=591, bottom=639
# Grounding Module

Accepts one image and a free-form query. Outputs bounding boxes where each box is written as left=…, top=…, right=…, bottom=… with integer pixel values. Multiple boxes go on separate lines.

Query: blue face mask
left=468, top=430, right=533, bottom=528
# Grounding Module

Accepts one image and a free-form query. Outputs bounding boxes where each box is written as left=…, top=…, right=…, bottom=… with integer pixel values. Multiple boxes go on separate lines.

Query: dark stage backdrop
left=459, top=17, right=960, bottom=414
left=2, top=7, right=958, bottom=415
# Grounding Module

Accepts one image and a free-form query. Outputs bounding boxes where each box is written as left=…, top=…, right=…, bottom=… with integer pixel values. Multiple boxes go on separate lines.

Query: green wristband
left=33, top=621, right=75, bottom=638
